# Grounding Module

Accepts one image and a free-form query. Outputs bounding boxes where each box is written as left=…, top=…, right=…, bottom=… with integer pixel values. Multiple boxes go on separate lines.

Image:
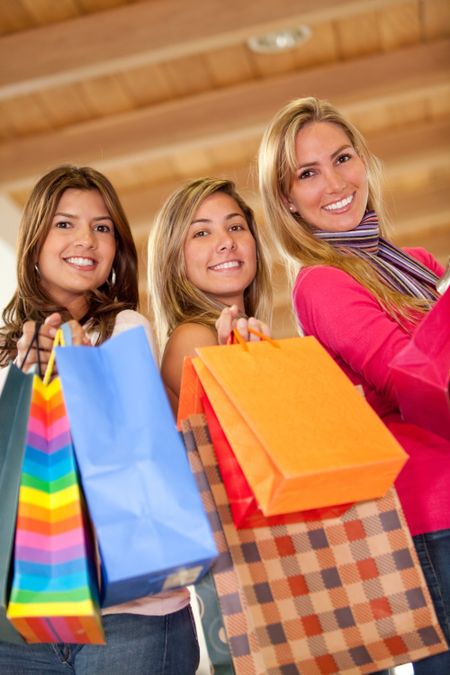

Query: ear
left=281, top=193, right=297, bottom=214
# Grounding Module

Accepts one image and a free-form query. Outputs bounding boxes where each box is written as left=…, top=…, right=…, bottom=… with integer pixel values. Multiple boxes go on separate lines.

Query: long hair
left=148, top=177, right=272, bottom=356
left=1, top=165, right=139, bottom=365
left=258, top=96, right=430, bottom=323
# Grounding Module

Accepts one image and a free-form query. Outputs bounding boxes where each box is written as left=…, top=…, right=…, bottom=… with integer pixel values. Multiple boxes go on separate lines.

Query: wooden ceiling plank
left=0, top=95, right=52, bottom=137
left=35, top=83, right=94, bottom=128
left=378, top=0, right=421, bottom=50
left=119, top=63, right=174, bottom=107
left=293, top=22, right=339, bottom=68
left=19, top=0, right=80, bottom=26
left=334, top=11, right=381, bottom=59
left=0, top=0, right=410, bottom=99
left=205, top=45, right=256, bottom=88
left=80, top=73, right=136, bottom=116
left=0, top=39, right=448, bottom=189
left=0, top=1, right=35, bottom=36
left=423, top=0, right=450, bottom=40
left=161, top=55, right=214, bottom=97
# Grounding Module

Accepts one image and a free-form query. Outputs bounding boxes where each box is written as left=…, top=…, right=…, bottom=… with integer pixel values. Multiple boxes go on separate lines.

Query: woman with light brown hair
left=148, top=176, right=272, bottom=412
left=258, top=96, right=450, bottom=675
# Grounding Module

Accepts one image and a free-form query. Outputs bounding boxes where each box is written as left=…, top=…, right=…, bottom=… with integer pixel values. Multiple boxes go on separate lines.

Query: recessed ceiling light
left=247, top=26, right=311, bottom=54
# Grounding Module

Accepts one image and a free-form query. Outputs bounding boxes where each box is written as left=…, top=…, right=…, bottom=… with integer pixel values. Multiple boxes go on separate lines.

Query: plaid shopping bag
left=183, top=414, right=448, bottom=675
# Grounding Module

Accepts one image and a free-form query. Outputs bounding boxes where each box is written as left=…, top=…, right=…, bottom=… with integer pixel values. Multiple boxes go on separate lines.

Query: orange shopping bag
left=190, top=333, right=407, bottom=516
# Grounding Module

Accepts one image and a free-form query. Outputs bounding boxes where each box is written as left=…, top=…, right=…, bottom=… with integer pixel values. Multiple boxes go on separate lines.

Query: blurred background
left=0, top=0, right=449, bottom=333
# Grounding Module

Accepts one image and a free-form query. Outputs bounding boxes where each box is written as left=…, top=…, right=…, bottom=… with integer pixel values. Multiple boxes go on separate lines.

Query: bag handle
left=18, top=322, right=42, bottom=375
left=228, top=327, right=279, bottom=351
left=43, top=327, right=66, bottom=386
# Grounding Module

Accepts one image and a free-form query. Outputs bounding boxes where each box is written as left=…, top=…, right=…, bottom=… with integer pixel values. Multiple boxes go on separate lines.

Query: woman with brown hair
left=0, top=165, right=199, bottom=675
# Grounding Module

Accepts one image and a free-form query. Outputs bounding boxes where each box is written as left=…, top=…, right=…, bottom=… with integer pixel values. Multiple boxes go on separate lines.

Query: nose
left=217, top=232, right=236, bottom=252
left=325, top=167, right=346, bottom=193
left=75, top=224, right=96, bottom=248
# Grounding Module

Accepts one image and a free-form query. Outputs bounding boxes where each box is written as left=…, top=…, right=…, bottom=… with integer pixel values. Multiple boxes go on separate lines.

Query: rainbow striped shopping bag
left=6, top=331, right=104, bottom=643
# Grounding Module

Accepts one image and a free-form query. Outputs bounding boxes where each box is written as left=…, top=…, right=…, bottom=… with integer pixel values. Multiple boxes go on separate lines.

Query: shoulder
left=403, top=247, right=444, bottom=276
left=161, top=322, right=217, bottom=412
left=293, top=265, right=376, bottom=336
left=294, top=265, right=367, bottom=302
left=164, top=322, right=217, bottom=358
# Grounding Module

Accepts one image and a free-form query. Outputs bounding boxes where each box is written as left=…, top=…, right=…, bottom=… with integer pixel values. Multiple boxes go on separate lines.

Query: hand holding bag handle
left=227, top=326, right=279, bottom=350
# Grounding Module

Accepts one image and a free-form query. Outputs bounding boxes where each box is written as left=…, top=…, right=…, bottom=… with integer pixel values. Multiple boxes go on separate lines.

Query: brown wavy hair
left=1, top=165, right=139, bottom=365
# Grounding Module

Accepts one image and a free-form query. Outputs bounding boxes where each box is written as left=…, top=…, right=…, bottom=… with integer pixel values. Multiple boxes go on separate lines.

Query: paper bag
left=192, top=335, right=407, bottom=514
left=56, top=326, right=217, bottom=607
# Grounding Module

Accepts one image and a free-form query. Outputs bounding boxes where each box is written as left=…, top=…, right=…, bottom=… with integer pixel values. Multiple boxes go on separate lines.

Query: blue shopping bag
left=55, top=326, right=217, bottom=607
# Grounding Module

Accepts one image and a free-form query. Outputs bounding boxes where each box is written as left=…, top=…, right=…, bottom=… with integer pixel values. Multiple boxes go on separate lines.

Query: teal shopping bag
left=56, top=326, right=218, bottom=608
left=0, top=364, right=34, bottom=643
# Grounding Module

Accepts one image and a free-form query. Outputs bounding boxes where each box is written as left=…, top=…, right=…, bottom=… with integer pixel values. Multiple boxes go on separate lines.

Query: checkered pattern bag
left=183, top=414, right=448, bottom=674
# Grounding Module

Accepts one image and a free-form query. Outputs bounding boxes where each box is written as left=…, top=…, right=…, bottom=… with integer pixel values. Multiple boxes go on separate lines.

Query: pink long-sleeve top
left=293, top=247, right=450, bottom=536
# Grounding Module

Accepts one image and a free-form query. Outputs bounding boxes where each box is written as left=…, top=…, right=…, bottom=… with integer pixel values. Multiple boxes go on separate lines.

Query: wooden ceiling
left=0, top=0, right=449, bottom=335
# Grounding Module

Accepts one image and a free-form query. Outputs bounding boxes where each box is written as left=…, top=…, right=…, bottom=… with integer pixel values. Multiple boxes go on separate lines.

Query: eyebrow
left=190, top=212, right=244, bottom=226
left=297, top=144, right=353, bottom=169
left=53, top=211, right=113, bottom=221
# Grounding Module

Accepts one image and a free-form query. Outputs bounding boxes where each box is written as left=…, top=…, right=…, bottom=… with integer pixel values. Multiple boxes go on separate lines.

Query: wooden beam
left=0, top=39, right=448, bottom=191
left=0, top=0, right=407, bottom=99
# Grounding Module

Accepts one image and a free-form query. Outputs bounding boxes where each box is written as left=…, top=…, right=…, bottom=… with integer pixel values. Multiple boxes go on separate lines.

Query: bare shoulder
left=165, top=322, right=217, bottom=356
left=161, top=323, right=217, bottom=409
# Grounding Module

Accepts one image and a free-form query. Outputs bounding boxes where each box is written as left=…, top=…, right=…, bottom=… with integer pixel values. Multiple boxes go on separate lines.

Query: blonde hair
left=1, top=165, right=139, bottom=365
left=148, top=177, right=272, bottom=355
left=258, top=96, right=429, bottom=322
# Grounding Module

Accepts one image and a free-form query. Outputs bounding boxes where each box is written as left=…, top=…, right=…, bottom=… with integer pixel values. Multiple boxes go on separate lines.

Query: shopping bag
left=55, top=326, right=217, bottom=608
left=0, top=363, right=34, bottom=644
left=202, top=393, right=351, bottom=528
left=184, top=414, right=448, bottom=674
left=390, top=287, right=450, bottom=440
left=194, top=571, right=235, bottom=675
left=6, top=330, right=104, bottom=643
left=177, top=357, right=205, bottom=430
left=191, top=334, right=407, bottom=515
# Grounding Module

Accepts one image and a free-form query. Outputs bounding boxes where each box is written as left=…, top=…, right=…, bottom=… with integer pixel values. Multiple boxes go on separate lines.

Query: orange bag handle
left=227, top=327, right=279, bottom=351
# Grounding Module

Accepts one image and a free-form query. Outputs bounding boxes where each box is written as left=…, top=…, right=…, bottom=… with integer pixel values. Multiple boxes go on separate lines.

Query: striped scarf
left=314, top=211, right=439, bottom=301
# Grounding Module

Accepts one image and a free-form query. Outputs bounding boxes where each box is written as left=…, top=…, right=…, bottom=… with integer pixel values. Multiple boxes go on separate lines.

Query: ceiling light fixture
left=247, top=25, right=311, bottom=54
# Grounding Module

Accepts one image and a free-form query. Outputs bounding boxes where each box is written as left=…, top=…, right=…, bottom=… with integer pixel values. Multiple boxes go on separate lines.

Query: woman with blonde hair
left=148, top=176, right=272, bottom=412
left=258, top=96, right=450, bottom=674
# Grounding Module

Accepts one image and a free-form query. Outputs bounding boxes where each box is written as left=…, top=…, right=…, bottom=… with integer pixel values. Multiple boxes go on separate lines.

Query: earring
left=289, top=204, right=296, bottom=213
left=109, top=268, right=117, bottom=286
left=34, top=263, right=40, bottom=278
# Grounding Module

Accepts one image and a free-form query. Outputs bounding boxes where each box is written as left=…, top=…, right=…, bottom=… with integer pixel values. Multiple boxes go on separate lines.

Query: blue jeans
left=0, top=607, right=200, bottom=675
left=410, top=529, right=450, bottom=675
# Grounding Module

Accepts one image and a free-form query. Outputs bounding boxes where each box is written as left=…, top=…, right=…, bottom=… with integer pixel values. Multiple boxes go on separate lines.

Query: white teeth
left=65, top=257, right=95, bottom=267
left=210, top=261, right=241, bottom=271
left=323, top=195, right=353, bottom=211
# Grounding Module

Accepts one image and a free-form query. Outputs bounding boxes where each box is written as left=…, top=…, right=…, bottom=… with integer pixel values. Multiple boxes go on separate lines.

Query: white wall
left=0, top=193, right=20, bottom=314
left=0, top=239, right=16, bottom=313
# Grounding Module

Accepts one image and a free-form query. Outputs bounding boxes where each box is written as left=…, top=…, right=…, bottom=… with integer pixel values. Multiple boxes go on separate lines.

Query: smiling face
left=288, top=121, right=369, bottom=233
left=183, top=191, right=257, bottom=311
left=37, top=188, right=116, bottom=319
